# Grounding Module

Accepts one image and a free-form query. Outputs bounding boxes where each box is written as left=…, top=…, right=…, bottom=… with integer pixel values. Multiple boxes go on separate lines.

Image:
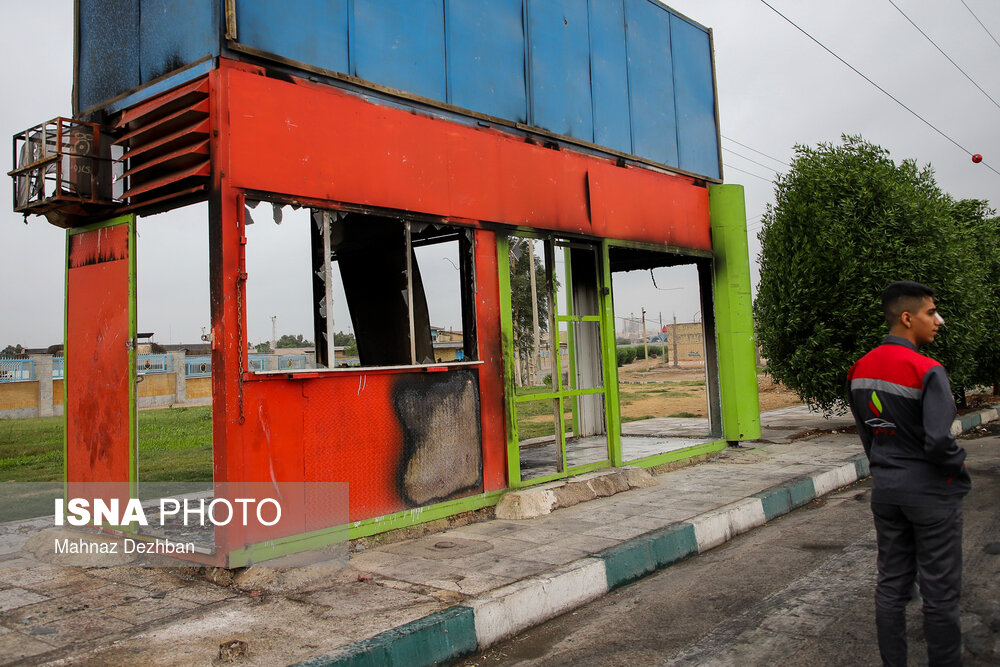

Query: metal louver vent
left=114, top=77, right=211, bottom=213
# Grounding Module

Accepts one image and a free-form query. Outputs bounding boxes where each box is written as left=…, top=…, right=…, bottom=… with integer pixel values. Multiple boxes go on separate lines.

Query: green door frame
left=498, top=232, right=616, bottom=488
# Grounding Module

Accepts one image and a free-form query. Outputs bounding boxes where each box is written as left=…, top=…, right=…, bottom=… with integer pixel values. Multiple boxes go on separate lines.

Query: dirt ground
left=617, top=358, right=803, bottom=420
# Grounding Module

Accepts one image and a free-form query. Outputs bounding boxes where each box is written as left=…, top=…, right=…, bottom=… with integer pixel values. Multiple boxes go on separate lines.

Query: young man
left=847, top=281, right=971, bottom=666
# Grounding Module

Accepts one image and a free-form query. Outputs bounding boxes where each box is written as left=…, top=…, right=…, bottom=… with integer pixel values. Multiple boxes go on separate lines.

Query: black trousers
left=871, top=502, right=964, bottom=667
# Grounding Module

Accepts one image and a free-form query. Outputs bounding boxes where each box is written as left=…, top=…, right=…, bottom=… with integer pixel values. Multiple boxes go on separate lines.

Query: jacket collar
left=882, top=334, right=918, bottom=352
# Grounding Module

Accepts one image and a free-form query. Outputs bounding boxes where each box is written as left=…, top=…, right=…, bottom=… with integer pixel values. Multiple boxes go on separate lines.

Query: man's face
left=904, top=296, right=945, bottom=346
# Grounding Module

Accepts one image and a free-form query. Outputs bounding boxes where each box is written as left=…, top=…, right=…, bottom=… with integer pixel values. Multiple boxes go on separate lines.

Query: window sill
left=242, top=360, right=483, bottom=382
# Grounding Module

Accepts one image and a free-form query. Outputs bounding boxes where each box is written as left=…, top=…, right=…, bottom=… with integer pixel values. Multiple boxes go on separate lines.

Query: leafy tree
left=1, top=344, right=25, bottom=357
left=957, top=200, right=1000, bottom=394
left=333, top=331, right=358, bottom=357
left=254, top=342, right=273, bottom=354
left=276, top=334, right=312, bottom=348
left=755, top=135, right=991, bottom=412
left=509, top=238, right=553, bottom=358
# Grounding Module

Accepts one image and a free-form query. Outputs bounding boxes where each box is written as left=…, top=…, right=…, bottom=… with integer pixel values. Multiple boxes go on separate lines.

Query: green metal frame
left=228, top=489, right=509, bottom=566
left=65, top=214, right=139, bottom=500
left=498, top=233, right=614, bottom=488
left=708, top=185, right=761, bottom=442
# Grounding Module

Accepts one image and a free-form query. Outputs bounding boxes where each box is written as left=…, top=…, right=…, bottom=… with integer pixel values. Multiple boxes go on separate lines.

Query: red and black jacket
left=847, top=335, right=971, bottom=506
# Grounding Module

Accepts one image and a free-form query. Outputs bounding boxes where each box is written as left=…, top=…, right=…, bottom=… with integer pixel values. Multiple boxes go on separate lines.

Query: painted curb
left=296, top=606, right=477, bottom=667
left=296, top=409, right=1000, bottom=667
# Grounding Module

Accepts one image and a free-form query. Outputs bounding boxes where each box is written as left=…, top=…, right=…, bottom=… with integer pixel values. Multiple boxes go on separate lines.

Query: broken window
left=244, top=200, right=477, bottom=371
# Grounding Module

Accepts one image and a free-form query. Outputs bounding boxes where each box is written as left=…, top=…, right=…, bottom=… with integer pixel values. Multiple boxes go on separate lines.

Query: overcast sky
left=2, top=0, right=998, bottom=348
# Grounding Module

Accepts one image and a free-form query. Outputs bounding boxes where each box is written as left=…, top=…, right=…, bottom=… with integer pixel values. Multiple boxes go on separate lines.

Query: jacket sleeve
left=921, top=366, right=966, bottom=473
left=846, top=368, right=872, bottom=458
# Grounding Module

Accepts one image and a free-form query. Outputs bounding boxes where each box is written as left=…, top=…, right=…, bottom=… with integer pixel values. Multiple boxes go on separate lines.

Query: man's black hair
left=882, top=281, right=935, bottom=327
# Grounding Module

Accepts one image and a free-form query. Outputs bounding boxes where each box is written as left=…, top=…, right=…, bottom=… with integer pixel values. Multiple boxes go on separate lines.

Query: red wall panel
left=66, top=226, right=131, bottom=484
left=220, top=59, right=711, bottom=250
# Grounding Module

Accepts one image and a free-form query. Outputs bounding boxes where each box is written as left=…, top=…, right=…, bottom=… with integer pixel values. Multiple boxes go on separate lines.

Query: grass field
left=0, top=406, right=213, bottom=482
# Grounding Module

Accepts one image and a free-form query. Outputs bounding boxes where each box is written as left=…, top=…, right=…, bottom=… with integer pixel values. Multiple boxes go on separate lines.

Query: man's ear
left=900, top=311, right=912, bottom=329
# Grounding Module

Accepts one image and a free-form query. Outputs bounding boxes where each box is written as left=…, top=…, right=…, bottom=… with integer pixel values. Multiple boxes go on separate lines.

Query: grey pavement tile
left=0, top=587, right=49, bottom=612
left=640, top=506, right=702, bottom=522
left=480, top=556, right=556, bottom=580
left=467, top=525, right=568, bottom=545
left=28, top=609, right=136, bottom=647
left=422, top=571, right=514, bottom=595
left=452, top=520, right=526, bottom=538
left=522, top=516, right=604, bottom=536
left=544, top=533, right=621, bottom=554
left=21, top=571, right=107, bottom=597
left=582, top=520, right=659, bottom=541
left=481, top=537, right=546, bottom=557
left=104, top=596, right=200, bottom=625
left=0, top=536, right=30, bottom=556
left=165, top=581, right=238, bottom=605
left=65, top=581, right=152, bottom=610
left=305, top=581, right=438, bottom=615
left=0, top=566, right=65, bottom=588
left=0, top=596, right=80, bottom=628
left=348, top=549, right=410, bottom=573
left=85, top=566, right=188, bottom=591
left=316, top=598, right=450, bottom=637
left=352, top=552, right=468, bottom=586
left=0, top=629, right=57, bottom=662
left=506, top=543, right=591, bottom=566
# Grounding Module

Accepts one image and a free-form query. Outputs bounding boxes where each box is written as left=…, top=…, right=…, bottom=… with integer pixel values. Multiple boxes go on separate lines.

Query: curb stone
left=296, top=411, right=995, bottom=667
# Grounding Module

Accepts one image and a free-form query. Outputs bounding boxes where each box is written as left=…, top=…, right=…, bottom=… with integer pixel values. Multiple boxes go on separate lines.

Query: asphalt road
left=454, top=434, right=1000, bottom=666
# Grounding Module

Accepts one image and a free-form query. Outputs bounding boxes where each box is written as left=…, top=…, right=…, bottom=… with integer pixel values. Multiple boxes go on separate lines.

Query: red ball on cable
left=971, top=154, right=983, bottom=163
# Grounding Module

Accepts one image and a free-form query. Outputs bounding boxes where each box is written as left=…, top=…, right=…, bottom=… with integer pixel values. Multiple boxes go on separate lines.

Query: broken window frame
left=242, top=195, right=479, bottom=374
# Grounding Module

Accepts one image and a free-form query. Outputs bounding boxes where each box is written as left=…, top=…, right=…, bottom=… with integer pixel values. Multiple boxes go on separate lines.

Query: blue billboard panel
left=589, top=0, right=632, bottom=154
left=77, top=0, right=141, bottom=113
left=75, top=0, right=721, bottom=180
left=235, top=0, right=349, bottom=75
left=446, top=0, right=528, bottom=122
left=527, top=0, right=594, bottom=141
left=671, top=14, right=721, bottom=179
left=352, top=0, right=447, bottom=101
left=624, top=0, right=678, bottom=167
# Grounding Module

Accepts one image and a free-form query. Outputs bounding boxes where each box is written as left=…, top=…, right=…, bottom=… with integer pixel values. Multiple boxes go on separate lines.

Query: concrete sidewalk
left=0, top=404, right=996, bottom=666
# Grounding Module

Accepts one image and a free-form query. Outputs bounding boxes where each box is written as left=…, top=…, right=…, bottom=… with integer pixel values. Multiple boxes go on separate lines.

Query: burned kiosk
left=10, top=0, right=760, bottom=566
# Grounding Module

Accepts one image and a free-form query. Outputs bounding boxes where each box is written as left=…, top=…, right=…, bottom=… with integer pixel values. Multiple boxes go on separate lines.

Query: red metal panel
left=219, top=59, right=711, bottom=250
left=473, top=230, right=509, bottom=491
left=587, top=161, right=713, bottom=250
left=66, top=226, right=131, bottom=483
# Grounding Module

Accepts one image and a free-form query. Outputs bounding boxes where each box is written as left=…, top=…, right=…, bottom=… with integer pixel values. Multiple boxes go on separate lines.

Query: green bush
left=755, top=135, right=996, bottom=411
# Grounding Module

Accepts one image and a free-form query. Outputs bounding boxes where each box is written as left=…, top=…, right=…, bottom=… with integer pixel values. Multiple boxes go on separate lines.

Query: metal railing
left=137, top=354, right=172, bottom=374
left=0, top=358, right=35, bottom=382
left=185, top=357, right=212, bottom=377
left=248, top=355, right=270, bottom=372
left=275, top=355, right=307, bottom=370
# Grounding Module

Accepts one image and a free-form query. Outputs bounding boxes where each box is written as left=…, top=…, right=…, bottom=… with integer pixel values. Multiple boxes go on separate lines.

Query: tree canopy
left=276, top=334, right=313, bottom=348
left=755, top=135, right=998, bottom=412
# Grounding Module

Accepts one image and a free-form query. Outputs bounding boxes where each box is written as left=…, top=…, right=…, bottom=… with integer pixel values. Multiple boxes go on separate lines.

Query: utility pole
left=672, top=313, right=679, bottom=368
left=659, top=312, right=666, bottom=364
left=271, top=315, right=278, bottom=352
left=641, top=308, right=648, bottom=362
